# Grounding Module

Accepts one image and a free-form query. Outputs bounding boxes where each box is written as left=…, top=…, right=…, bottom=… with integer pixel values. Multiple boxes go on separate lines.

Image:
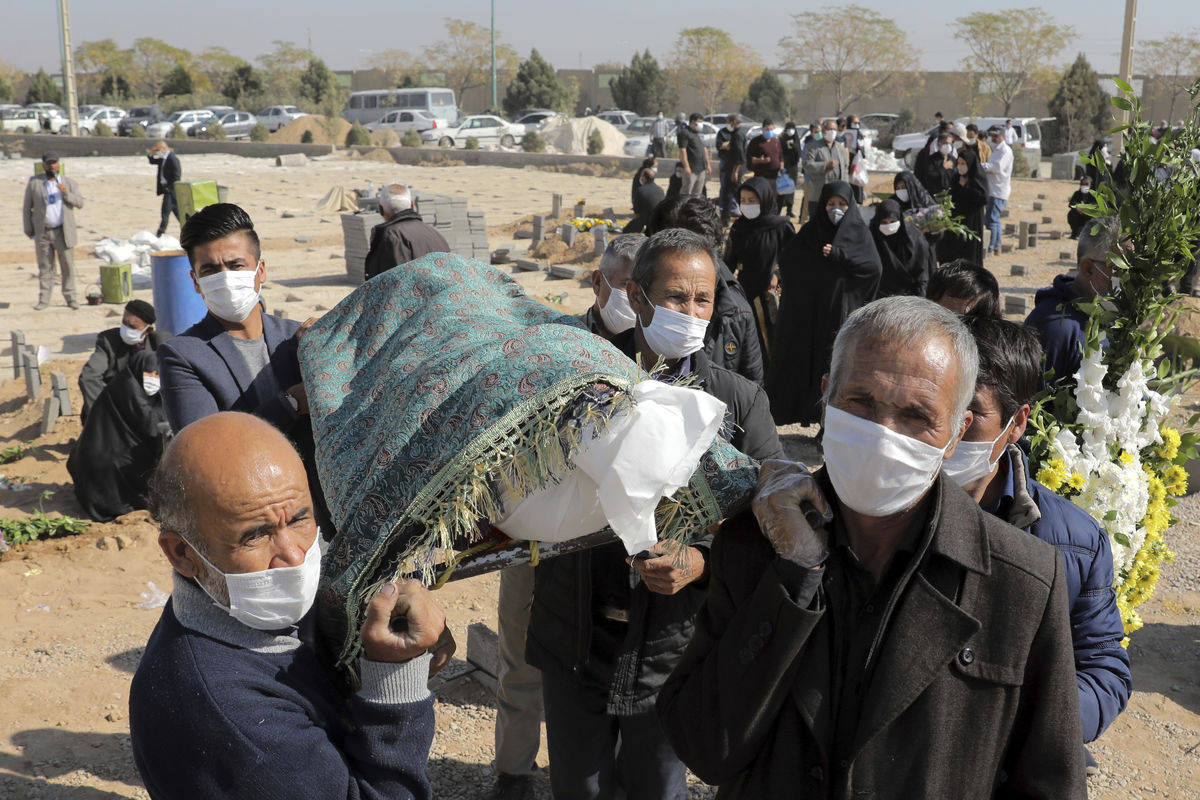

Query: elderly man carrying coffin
left=129, top=412, right=455, bottom=800
left=525, top=228, right=783, bottom=800
left=658, top=296, right=1086, bottom=799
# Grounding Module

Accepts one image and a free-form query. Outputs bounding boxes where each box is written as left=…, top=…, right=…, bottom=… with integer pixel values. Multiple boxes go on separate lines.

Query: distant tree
left=24, top=68, right=61, bottom=105
left=257, top=40, right=314, bottom=100
left=75, top=39, right=133, bottom=103
left=134, top=37, right=191, bottom=99
left=610, top=50, right=678, bottom=116
left=422, top=18, right=518, bottom=109
left=741, top=70, right=790, bottom=121
left=779, top=5, right=919, bottom=115
left=668, top=27, right=761, bottom=114
left=0, top=76, right=11, bottom=104
left=1046, top=53, right=1109, bottom=155
left=367, top=48, right=418, bottom=87
left=198, top=47, right=248, bottom=92
left=952, top=8, right=1074, bottom=116
left=1137, top=31, right=1200, bottom=124
left=161, top=64, right=195, bottom=96
left=223, top=64, right=264, bottom=106
left=503, top=49, right=570, bottom=116
left=100, top=71, right=133, bottom=102
left=299, top=58, right=339, bottom=106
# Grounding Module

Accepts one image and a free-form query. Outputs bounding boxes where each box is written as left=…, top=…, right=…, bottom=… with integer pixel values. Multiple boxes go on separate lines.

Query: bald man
left=129, top=412, right=454, bottom=800
left=363, top=184, right=450, bottom=281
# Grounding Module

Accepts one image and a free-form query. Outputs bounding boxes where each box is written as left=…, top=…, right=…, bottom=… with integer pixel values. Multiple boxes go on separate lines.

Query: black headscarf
left=941, top=148, right=989, bottom=264
left=792, top=181, right=877, bottom=262
left=870, top=199, right=933, bottom=298
left=893, top=169, right=936, bottom=214
left=726, top=176, right=793, bottom=301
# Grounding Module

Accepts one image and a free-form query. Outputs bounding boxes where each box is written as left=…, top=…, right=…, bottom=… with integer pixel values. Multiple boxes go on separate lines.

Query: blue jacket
left=131, top=574, right=435, bottom=799
left=990, top=445, right=1132, bottom=742
left=1024, top=274, right=1089, bottom=386
left=158, top=311, right=303, bottom=434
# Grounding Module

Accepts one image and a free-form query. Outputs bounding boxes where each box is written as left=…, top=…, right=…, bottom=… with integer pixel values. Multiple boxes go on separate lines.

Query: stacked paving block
left=340, top=212, right=383, bottom=283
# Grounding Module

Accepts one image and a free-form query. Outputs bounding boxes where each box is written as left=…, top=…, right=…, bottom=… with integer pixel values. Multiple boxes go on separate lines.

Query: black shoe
left=1084, top=747, right=1099, bottom=777
left=488, top=773, right=537, bottom=800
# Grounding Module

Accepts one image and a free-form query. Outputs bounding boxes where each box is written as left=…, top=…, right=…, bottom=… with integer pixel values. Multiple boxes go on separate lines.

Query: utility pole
left=57, top=0, right=79, bottom=136
left=490, top=0, right=497, bottom=110
left=1112, top=0, right=1138, bottom=159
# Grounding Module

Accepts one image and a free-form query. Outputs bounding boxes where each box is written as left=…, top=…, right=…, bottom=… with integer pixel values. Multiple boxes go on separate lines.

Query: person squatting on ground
left=78, top=298, right=169, bottom=423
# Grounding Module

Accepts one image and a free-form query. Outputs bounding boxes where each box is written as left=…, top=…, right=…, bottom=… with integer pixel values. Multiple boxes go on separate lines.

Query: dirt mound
left=528, top=231, right=602, bottom=266
left=370, top=130, right=399, bottom=147
left=269, top=115, right=352, bottom=146
left=359, top=148, right=398, bottom=163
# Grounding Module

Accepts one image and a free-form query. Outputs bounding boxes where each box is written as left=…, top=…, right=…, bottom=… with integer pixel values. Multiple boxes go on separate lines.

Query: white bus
left=342, top=88, right=459, bottom=125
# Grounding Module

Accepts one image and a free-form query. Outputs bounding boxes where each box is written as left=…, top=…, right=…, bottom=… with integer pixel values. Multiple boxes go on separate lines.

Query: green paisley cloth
left=299, top=253, right=757, bottom=679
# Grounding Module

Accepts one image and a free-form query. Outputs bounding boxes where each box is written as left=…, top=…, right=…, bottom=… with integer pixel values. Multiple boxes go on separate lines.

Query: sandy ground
left=1, top=152, right=1198, bottom=798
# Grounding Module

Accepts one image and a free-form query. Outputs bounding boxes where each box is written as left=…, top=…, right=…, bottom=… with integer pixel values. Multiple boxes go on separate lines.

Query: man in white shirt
left=22, top=152, right=84, bottom=310
left=980, top=126, right=1014, bottom=256
left=1004, top=119, right=1019, bottom=146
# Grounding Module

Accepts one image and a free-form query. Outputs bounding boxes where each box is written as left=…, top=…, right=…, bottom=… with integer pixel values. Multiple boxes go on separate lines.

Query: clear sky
left=0, top=1, right=1185, bottom=76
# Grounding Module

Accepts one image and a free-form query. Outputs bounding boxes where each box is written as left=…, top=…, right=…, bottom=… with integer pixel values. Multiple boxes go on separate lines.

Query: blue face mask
left=763, top=129, right=776, bottom=139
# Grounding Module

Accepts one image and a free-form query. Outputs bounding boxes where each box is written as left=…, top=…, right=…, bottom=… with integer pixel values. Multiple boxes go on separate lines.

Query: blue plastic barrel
left=151, top=250, right=208, bottom=336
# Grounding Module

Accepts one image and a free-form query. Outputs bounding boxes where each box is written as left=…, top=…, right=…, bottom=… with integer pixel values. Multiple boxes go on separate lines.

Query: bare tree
left=952, top=8, right=1074, bottom=116
left=133, top=38, right=192, bottom=100
left=667, top=27, right=761, bottom=114
left=1138, top=31, right=1200, bottom=124
left=256, top=40, right=315, bottom=101
left=778, top=5, right=920, bottom=115
left=74, top=39, right=133, bottom=103
left=198, top=47, right=248, bottom=94
left=421, top=18, right=518, bottom=109
left=366, top=49, right=417, bottom=87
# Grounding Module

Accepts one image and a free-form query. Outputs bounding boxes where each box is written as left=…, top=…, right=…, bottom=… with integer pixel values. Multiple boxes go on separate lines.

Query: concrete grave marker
left=561, top=224, right=577, bottom=248
left=39, top=396, right=60, bottom=437
left=1005, top=295, right=1029, bottom=315
left=10, top=330, right=24, bottom=379
left=51, top=373, right=71, bottom=416
left=22, top=348, right=40, bottom=398
left=1010, top=264, right=1028, bottom=277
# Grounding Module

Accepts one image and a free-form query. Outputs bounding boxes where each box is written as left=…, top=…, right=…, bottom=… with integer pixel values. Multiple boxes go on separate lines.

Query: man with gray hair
left=581, top=234, right=644, bottom=339
left=364, top=183, right=449, bottom=281
left=1024, top=215, right=1121, bottom=386
left=659, top=295, right=1085, bottom=798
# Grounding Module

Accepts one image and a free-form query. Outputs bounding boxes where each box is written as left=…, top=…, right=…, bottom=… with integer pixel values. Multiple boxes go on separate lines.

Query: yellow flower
left=1067, top=472, right=1086, bottom=491
left=1036, top=458, right=1068, bottom=492
left=1164, top=464, right=1188, bottom=496
left=1158, top=427, right=1181, bottom=461
left=1118, top=450, right=1134, bottom=464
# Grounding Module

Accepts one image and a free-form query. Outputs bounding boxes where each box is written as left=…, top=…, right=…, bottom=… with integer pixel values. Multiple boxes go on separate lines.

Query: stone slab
left=549, top=263, right=588, bottom=280
left=1004, top=295, right=1029, bottom=315
left=466, top=623, right=499, bottom=693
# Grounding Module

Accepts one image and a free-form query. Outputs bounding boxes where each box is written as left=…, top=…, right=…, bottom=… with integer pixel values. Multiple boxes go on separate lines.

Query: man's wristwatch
left=283, top=391, right=299, bottom=413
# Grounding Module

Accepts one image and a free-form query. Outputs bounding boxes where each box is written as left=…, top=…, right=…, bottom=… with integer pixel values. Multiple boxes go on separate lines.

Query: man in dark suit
left=22, top=151, right=84, bottom=310
left=78, top=298, right=169, bottom=422
left=658, top=295, right=1086, bottom=799
left=363, top=184, right=450, bottom=281
left=157, top=203, right=331, bottom=529
left=149, top=140, right=182, bottom=237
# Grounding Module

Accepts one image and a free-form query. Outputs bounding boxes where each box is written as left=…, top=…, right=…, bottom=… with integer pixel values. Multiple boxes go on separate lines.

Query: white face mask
left=879, top=220, right=901, bottom=236
left=943, top=417, right=1014, bottom=486
left=197, top=266, right=261, bottom=323
left=822, top=405, right=953, bottom=517
left=191, top=532, right=322, bottom=631
left=952, top=140, right=964, bottom=152
left=142, top=374, right=161, bottom=396
left=740, top=203, right=761, bottom=220
left=939, top=144, right=953, bottom=156
left=598, top=272, right=637, bottom=334
left=827, top=206, right=846, bottom=225
left=638, top=288, right=709, bottom=360
left=895, top=188, right=909, bottom=203
left=1080, top=186, right=1091, bottom=194
left=119, top=323, right=147, bottom=346
left=957, top=164, right=969, bottom=175
left=823, top=129, right=836, bottom=142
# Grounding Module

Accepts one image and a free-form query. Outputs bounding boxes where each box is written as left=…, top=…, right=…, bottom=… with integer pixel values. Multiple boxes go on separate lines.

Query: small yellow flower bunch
left=1035, top=458, right=1069, bottom=492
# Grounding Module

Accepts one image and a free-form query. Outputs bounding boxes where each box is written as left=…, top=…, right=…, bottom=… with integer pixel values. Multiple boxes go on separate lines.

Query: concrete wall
left=0, top=133, right=334, bottom=160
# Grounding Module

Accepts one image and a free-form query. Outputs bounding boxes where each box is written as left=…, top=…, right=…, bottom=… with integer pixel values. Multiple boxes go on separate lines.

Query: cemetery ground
left=0, top=153, right=1197, bottom=798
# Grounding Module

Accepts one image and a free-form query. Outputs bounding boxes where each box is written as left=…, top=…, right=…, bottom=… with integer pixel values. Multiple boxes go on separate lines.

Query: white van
left=956, top=116, right=1046, bottom=177
left=343, top=88, right=459, bottom=126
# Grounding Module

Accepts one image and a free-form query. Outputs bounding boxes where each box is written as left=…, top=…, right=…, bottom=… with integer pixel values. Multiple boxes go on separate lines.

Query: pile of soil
left=528, top=231, right=602, bottom=267
left=269, top=115, right=352, bottom=146
left=357, top=148, right=399, bottom=163
left=370, top=130, right=399, bottom=147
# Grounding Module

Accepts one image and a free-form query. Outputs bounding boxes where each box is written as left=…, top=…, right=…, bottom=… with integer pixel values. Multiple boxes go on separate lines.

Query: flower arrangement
left=1028, top=78, right=1200, bottom=642
left=567, top=217, right=616, bottom=232
left=902, top=190, right=978, bottom=241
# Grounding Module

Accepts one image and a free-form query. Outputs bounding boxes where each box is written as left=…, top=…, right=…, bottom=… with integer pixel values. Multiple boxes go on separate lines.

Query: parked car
left=595, top=109, right=637, bottom=130
left=145, top=109, right=215, bottom=138
left=509, top=107, right=556, bottom=122
left=704, top=113, right=756, bottom=126
left=956, top=116, right=1046, bottom=176
left=891, top=125, right=941, bottom=165
left=193, top=111, right=259, bottom=140
left=78, top=104, right=111, bottom=117
left=622, top=120, right=721, bottom=157
left=365, top=109, right=446, bottom=135
left=512, top=110, right=564, bottom=134
left=859, top=112, right=900, bottom=148
left=78, top=106, right=127, bottom=135
left=257, top=105, right=307, bottom=132
left=0, top=109, right=44, bottom=133
left=118, top=105, right=164, bottom=135
left=21, top=105, right=70, bottom=134
left=420, top=114, right=524, bottom=149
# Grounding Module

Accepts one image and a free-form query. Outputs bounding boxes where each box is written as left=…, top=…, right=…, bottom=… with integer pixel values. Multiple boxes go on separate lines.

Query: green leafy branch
left=0, top=491, right=91, bottom=551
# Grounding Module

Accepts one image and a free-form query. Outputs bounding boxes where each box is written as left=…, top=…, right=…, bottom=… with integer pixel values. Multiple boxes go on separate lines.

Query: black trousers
left=157, top=188, right=180, bottom=236
left=541, top=662, right=687, bottom=800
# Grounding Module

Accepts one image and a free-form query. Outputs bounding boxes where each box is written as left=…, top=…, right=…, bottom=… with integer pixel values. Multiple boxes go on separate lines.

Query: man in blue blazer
left=157, top=203, right=330, bottom=528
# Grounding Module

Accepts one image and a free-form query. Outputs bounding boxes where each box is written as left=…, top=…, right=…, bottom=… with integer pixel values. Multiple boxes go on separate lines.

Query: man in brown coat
left=658, top=295, right=1086, bottom=799
left=363, top=184, right=450, bottom=281
left=23, top=151, right=84, bottom=310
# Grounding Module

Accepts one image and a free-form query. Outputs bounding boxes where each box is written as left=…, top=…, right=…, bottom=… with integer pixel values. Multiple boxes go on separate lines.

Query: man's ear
left=1010, top=404, right=1031, bottom=444
left=255, top=259, right=267, bottom=291
left=189, top=269, right=201, bottom=296
left=159, top=531, right=201, bottom=579
left=591, top=269, right=604, bottom=297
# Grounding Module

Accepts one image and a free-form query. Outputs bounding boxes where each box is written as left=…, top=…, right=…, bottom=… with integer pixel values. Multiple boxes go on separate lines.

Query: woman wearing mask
left=726, top=177, right=794, bottom=353
left=939, top=148, right=989, bottom=264
left=920, top=133, right=958, bottom=196
left=870, top=199, right=934, bottom=298
left=1067, top=177, right=1093, bottom=239
left=766, top=181, right=881, bottom=425
left=68, top=350, right=170, bottom=522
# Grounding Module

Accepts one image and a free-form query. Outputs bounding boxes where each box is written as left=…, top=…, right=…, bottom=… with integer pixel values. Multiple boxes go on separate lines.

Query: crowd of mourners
left=35, top=101, right=1161, bottom=800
